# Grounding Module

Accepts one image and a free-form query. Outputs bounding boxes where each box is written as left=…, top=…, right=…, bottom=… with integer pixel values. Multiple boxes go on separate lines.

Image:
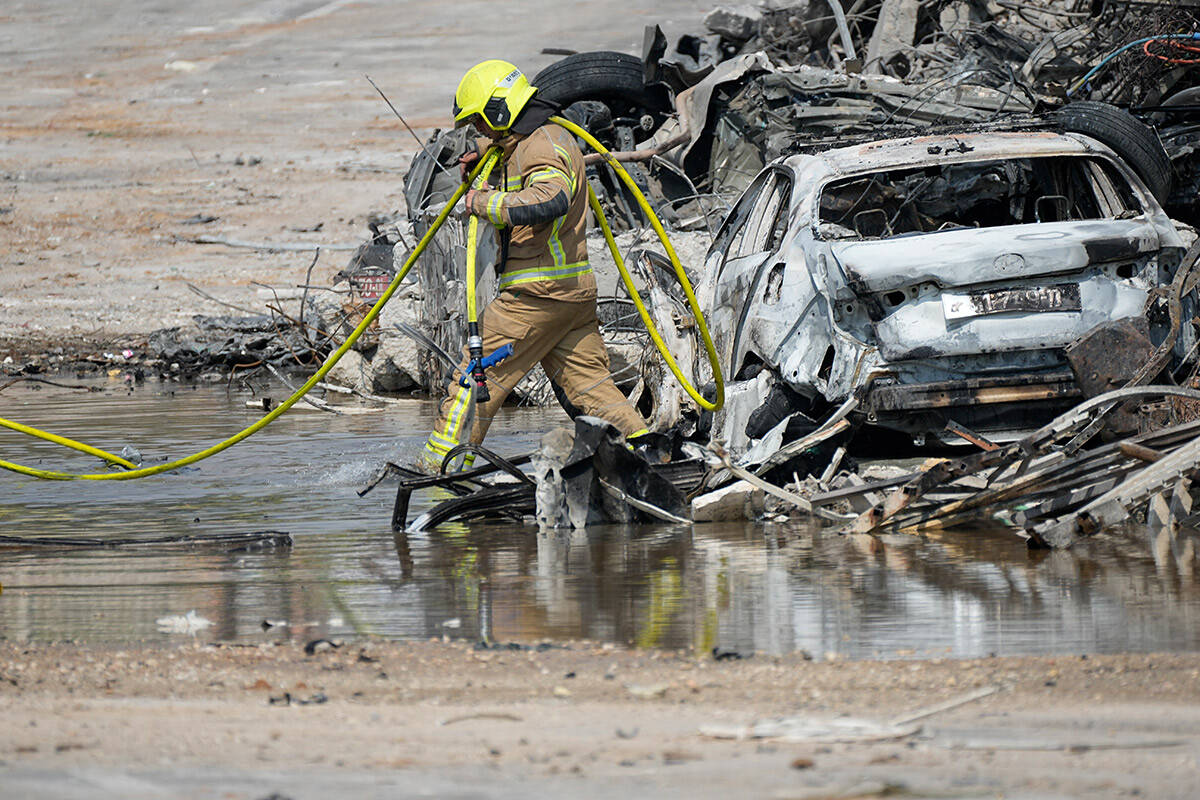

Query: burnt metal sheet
left=1065, top=317, right=1157, bottom=435
left=942, top=284, right=1081, bottom=320
left=865, top=372, right=1080, bottom=414
left=1065, top=318, right=1155, bottom=398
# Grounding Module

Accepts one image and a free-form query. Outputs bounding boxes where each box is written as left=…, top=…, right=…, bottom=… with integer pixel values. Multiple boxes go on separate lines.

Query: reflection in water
left=1, top=381, right=1199, bottom=657
left=398, top=523, right=1200, bottom=658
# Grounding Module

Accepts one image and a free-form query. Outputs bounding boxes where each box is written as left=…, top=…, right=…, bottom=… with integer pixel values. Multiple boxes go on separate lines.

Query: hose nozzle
left=467, top=333, right=489, bottom=403
left=459, top=340, right=514, bottom=404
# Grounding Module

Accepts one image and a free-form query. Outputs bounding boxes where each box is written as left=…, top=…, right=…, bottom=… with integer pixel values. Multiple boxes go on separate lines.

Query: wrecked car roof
left=784, top=130, right=1114, bottom=180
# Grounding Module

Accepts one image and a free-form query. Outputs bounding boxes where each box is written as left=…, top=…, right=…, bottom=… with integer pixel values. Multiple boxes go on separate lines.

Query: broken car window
left=713, top=169, right=794, bottom=280
left=713, top=171, right=768, bottom=261
left=1086, top=159, right=1144, bottom=218
left=816, top=156, right=1139, bottom=240
left=731, top=170, right=792, bottom=258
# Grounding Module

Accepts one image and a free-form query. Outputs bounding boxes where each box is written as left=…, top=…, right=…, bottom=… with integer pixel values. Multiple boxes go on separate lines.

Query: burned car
left=701, top=127, right=1193, bottom=452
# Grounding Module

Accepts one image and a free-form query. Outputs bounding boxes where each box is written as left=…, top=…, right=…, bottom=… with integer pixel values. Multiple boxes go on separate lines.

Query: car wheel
left=1053, top=101, right=1174, bottom=204
left=531, top=51, right=653, bottom=110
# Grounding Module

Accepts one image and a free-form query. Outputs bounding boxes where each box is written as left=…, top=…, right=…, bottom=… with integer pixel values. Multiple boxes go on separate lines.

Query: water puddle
left=2, top=378, right=1199, bottom=658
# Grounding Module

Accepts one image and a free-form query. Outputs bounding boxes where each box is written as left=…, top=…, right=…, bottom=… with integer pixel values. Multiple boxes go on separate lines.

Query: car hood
left=829, top=219, right=1162, bottom=293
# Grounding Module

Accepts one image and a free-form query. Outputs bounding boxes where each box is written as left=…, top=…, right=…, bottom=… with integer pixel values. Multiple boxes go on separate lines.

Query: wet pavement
left=2, top=378, right=1200, bottom=658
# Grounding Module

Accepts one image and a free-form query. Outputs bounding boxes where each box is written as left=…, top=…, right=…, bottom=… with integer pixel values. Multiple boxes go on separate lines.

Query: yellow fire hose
left=549, top=115, right=724, bottom=413
left=464, top=150, right=503, bottom=401
left=0, top=117, right=724, bottom=482
left=0, top=154, right=493, bottom=481
left=0, top=417, right=137, bottom=470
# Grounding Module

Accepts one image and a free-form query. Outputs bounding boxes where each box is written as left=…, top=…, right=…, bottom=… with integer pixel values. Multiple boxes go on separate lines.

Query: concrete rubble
left=691, top=479, right=765, bottom=522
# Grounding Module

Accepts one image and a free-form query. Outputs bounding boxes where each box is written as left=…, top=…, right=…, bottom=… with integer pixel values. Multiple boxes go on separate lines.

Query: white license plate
left=942, top=284, right=1081, bottom=320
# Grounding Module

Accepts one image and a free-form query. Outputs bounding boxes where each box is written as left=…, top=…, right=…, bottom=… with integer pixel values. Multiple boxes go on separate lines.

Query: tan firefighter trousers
left=423, top=291, right=647, bottom=466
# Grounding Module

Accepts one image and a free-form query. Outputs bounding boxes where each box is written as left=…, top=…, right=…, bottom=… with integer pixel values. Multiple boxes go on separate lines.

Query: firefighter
left=421, top=60, right=648, bottom=470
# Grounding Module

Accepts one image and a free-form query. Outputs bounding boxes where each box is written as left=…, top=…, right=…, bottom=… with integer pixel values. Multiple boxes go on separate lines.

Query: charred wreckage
left=347, top=0, right=1200, bottom=551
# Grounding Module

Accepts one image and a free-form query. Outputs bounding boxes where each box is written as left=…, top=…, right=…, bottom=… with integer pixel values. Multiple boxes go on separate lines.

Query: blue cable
left=1068, top=33, right=1200, bottom=97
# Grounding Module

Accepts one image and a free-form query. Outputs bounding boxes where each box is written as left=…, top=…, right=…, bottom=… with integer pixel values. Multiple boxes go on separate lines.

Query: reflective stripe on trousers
left=423, top=385, right=471, bottom=457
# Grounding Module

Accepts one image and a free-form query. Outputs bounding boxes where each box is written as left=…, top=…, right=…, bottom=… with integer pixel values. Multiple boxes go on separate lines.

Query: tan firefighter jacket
left=466, top=122, right=595, bottom=303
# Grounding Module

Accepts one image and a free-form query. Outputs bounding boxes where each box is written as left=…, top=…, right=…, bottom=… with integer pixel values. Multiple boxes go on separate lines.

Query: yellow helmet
left=452, top=60, right=537, bottom=131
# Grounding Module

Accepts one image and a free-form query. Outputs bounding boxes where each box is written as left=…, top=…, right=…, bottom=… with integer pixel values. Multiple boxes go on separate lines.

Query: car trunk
left=827, top=220, right=1160, bottom=360
left=831, top=219, right=1161, bottom=293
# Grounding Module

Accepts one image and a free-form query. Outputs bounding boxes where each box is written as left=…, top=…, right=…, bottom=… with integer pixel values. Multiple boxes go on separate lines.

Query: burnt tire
left=1053, top=101, right=1173, bottom=204
left=531, top=51, right=653, bottom=110
left=1162, top=86, right=1200, bottom=108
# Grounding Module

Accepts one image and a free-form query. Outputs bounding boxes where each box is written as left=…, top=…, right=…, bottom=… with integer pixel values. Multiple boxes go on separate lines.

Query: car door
left=708, top=168, right=795, bottom=378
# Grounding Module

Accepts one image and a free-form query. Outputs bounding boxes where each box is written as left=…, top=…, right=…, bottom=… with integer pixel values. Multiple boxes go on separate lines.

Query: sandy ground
left=1, top=641, right=1199, bottom=799
left=0, top=0, right=712, bottom=358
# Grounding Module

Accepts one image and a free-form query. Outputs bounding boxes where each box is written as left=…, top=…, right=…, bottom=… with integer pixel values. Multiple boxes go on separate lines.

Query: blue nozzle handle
left=479, top=342, right=514, bottom=369
left=458, top=343, right=514, bottom=389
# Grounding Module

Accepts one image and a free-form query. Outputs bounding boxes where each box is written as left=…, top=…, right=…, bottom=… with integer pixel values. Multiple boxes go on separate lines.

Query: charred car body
left=700, top=126, right=1193, bottom=451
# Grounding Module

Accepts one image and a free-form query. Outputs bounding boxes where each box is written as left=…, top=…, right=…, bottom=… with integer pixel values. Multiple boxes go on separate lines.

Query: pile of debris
left=121, top=2, right=1195, bottom=561
left=653, top=0, right=1200, bottom=220
left=369, top=381, right=1200, bottom=562
left=392, top=0, right=1198, bottom=400
left=145, top=314, right=318, bottom=381
left=119, top=2, right=1195, bottom=396
left=360, top=416, right=706, bottom=533
left=819, top=385, right=1200, bottom=548
left=348, top=2, right=1200, bottom=554
left=127, top=218, right=427, bottom=389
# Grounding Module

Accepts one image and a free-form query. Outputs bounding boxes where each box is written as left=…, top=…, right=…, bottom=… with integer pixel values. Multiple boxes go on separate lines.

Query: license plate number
left=942, top=284, right=1081, bottom=320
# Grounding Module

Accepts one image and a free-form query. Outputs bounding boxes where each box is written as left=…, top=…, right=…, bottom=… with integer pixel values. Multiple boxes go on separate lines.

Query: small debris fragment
left=440, top=712, right=523, bottom=726
left=712, top=647, right=746, bottom=661
left=704, top=5, right=762, bottom=41
left=304, top=639, right=341, bottom=655
left=268, top=692, right=328, bottom=706
left=662, top=749, right=702, bottom=765
left=155, top=610, right=212, bottom=635
left=701, top=717, right=919, bottom=744
left=626, top=683, right=670, bottom=700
